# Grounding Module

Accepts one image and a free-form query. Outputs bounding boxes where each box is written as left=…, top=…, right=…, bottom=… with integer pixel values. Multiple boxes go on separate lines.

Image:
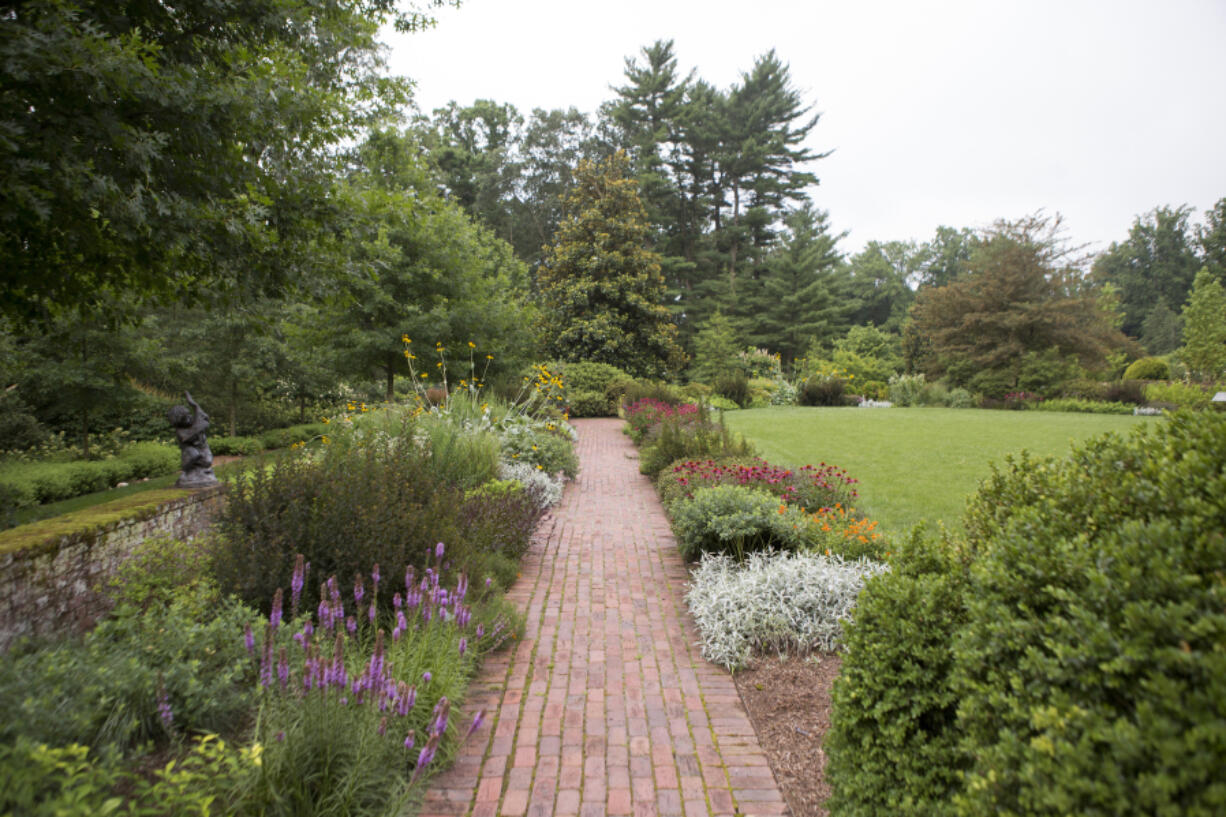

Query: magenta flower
left=465, top=710, right=486, bottom=739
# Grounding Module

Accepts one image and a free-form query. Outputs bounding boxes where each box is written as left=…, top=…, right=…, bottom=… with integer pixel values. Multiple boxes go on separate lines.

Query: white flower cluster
left=685, top=550, right=889, bottom=670
left=858, top=399, right=894, bottom=408
left=498, top=461, right=564, bottom=509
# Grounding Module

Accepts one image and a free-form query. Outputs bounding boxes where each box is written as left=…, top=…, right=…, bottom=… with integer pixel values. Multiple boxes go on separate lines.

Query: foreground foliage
left=826, top=411, right=1226, bottom=817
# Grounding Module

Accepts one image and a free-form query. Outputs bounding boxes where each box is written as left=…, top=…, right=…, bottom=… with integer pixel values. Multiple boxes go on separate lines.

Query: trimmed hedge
left=1122, top=356, right=1170, bottom=381
left=0, top=443, right=178, bottom=510
left=827, top=412, right=1226, bottom=817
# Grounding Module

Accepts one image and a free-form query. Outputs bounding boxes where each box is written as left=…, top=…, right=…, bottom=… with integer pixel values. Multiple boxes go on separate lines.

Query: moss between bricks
left=0, top=488, right=194, bottom=557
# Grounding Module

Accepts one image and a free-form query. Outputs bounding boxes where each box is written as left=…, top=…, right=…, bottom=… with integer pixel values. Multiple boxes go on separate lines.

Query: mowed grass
left=722, top=407, right=1155, bottom=536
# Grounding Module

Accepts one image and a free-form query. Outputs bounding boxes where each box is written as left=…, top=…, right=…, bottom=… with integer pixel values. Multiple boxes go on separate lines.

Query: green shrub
left=257, top=423, right=329, bottom=450
left=707, top=395, right=739, bottom=411
left=712, top=373, right=751, bottom=407
left=1122, top=356, right=1170, bottom=380
left=1030, top=397, right=1134, bottom=414
left=213, top=440, right=466, bottom=615
left=101, top=534, right=215, bottom=613
left=0, top=739, right=124, bottom=817
left=499, top=423, right=578, bottom=479
left=418, top=417, right=502, bottom=489
left=1104, top=378, right=1147, bottom=404
left=887, top=373, right=926, bottom=407
left=0, top=443, right=177, bottom=509
left=1060, top=378, right=1110, bottom=401
left=827, top=530, right=973, bottom=817
left=555, top=360, right=631, bottom=394
left=0, top=583, right=256, bottom=756
left=799, top=375, right=846, bottom=407
left=669, top=486, right=808, bottom=561
left=210, top=435, right=262, bottom=456
left=618, top=380, right=686, bottom=408
left=637, top=412, right=753, bottom=477
left=953, top=412, right=1226, bottom=816
left=1145, top=379, right=1214, bottom=410
left=567, top=390, right=613, bottom=417
left=459, top=478, right=544, bottom=564
left=829, top=413, right=1226, bottom=817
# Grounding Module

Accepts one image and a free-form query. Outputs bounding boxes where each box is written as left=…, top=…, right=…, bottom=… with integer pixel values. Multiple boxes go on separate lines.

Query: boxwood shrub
left=827, top=412, right=1226, bottom=817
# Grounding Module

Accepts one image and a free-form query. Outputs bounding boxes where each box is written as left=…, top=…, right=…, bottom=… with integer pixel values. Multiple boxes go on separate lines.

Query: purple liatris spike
left=378, top=716, right=387, bottom=737
left=346, top=616, right=357, bottom=636
left=371, top=563, right=380, bottom=589
left=404, top=731, right=416, bottom=751
left=476, top=623, right=484, bottom=638
left=435, top=541, right=445, bottom=561
left=303, top=621, right=314, bottom=638
left=157, top=687, right=173, bottom=730
left=354, top=573, right=365, bottom=605
left=422, top=670, right=432, bottom=684
left=277, top=647, right=290, bottom=690
left=458, top=637, right=467, bottom=657
left=270, top=588, right=283, bottom=630
left=393, top=592, right=402, bottom=610
left=291, top=554, right=305, bottom=614
left=465, top=710, right=486, bottom=739
left=485, top=577, right=492, bottom=589
left=368, top=603, right=377, bottom=623
left=244, top=623, right=255, bottom=656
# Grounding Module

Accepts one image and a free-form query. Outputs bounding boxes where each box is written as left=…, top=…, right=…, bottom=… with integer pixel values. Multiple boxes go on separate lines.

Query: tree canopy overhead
left=0, top=0, right=453, bottom=324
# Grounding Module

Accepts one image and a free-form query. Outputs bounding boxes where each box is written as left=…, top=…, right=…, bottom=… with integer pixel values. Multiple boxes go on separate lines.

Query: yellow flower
left=322, top=417, right=330, bottom=424
left=536, top=464, right=543, bottom=471
left=402, top=335, right=410, bottom=343
left=486, top=354, right=494, bottom=360
left=420, top=373, right=428, bottom=379
left=468, top=341, right=476, bottom=348
left=322, top=435, right=331, bottom=445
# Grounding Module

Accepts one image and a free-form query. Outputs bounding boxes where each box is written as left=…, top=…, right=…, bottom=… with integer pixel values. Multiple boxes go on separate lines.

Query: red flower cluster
left=664, top=456, right=859, bottom=510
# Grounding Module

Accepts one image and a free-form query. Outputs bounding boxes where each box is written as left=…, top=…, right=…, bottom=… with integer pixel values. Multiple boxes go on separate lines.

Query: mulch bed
left=733, top=653, right=842, bottom=817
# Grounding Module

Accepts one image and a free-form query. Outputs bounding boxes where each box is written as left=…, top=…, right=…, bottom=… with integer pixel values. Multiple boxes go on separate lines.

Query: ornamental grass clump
left=686, top=550, right=888, bottom=670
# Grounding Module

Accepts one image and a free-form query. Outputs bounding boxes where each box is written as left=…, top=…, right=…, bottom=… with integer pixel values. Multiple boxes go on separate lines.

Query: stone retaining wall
left=0, top=486, right=225, bottom=650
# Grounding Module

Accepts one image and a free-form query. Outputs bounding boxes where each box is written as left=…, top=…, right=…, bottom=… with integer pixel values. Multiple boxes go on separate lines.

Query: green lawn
left=722, top=407, right=1155, bottom=536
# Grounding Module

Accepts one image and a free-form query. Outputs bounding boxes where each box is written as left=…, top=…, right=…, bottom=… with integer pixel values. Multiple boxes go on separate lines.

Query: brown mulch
left=734, top=653, right=842, bottom=817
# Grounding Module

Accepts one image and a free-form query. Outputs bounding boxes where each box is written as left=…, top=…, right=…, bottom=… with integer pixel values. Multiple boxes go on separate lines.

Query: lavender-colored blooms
left=465, top=710, right=486, bottom=739
left=393, top=592, right=402, bottom=610
left=354, top=574, right=365, bottom=606
left=277, top=647, right=289, bottom=690
left=422, top=670, right=432, bottom=684
left=291, top=554, right=305, bottom=613
left=476, top=624, right=484, bottom=638
left=346, top=616, right=357, bottom=636
left=371, top=563, right=381, bottom=588
left=403, top=731, right=416, bottom=751
left=303, top=621, right=314, bottom=638
left=485, top=577, right=492, bottom=589
left=244, top=623, right=255, bottom=656
left=458, top=637, right=467, bottom=656
left=435, top=541, right=445, bottom=560
left=416, top=744, right=434, bottom=768
left=368, top=603, right=377, bottom=623
left=340, top=696, right=347, bottom=706
left=269, top=588, right=283, bottom=630
left=157, top=689, right=173, bottom=730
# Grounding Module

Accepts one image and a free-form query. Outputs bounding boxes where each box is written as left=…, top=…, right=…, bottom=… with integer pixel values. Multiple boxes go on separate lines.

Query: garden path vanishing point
left=420, top=417, right=788, bottom=817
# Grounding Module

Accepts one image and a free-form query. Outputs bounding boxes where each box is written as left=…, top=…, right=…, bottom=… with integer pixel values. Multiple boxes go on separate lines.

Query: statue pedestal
left=176, top=468, right=219, bottom=489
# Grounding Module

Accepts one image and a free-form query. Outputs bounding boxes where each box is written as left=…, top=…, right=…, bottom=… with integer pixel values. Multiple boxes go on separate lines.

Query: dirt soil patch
left=733, top=653, right=842, bottom=817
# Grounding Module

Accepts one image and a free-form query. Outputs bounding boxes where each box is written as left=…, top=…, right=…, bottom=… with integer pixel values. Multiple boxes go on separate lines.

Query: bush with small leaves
left=1122, top=356, right=1170, bottom=381
left=669, top=486, right=808, bottom=561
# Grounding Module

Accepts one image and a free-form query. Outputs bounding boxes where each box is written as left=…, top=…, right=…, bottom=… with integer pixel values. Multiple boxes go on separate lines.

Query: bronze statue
left=168, top=391, right=219, bottom=488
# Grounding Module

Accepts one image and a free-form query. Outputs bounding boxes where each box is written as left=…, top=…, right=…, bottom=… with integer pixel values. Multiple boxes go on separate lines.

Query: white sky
left=384, top=0, right=1226, bottom=256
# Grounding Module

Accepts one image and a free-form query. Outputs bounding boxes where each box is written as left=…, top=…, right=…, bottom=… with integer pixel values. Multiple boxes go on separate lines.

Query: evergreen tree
left=537, top=152, right=683, bottom=378
left=1139, top=298, right=1183, bottom=356
left=845, top=241, right=920, bottom=333
left=689, top=311, right=743, bottom=383
left=1179, top=267, right=1226, bottom=381
left=743, top=204, right=849, bottom=362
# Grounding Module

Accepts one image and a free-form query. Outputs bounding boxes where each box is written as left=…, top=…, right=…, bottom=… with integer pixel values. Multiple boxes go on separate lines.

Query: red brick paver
left=420, top=418, right=788, bottom=817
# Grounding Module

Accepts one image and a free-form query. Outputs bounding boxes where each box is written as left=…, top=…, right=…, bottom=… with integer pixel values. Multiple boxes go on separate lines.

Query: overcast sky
left=384, top=0, right=1226, bottom=256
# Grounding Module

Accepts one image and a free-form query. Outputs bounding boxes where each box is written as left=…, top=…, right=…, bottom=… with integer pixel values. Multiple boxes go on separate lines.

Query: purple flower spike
left=404, top=731, right=416, bottom=751
left=346, top=616, right=357, bottom=636
left=476, top=624, right=484, bottom=638
left=368, top=603, right=377, bottom=623
left=465, top=710, right=486, bottom=739
left=485, top=577, right=492, bottom=589
left=422, top=671, right=432, bottom=684
left=244, top=623, right=255, bottom=656
left=291, top=554, right=306, bottom=614
left=435, top=541, right=445, bottom=560
left=354, top=574, right=365, bottom=605
left=157, top=688, right=173, bottom=730
left=269, top=588, right=284, bottom=630
left=372, top=564, right=381, bottom=588
left=378, top=717, right=387, bottom=737
left=393, top=592, right=402, bottom=610
left=458, top=637, right=467, bottom=656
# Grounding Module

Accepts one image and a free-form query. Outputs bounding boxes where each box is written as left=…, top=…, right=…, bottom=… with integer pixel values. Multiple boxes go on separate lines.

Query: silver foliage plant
left=686, top=550, right=889, bottom=670
left=497, top=461, right=565, bottom=508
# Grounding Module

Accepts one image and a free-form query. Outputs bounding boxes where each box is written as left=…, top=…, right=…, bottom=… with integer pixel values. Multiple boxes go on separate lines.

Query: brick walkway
left=420, top=418, right=787, bottom=817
